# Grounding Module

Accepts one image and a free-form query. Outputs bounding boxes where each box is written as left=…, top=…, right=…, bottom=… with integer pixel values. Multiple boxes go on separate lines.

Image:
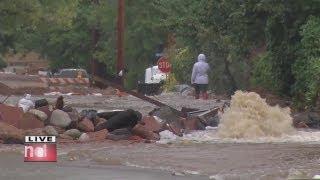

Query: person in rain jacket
left=191, top=54, right=210, bottom=99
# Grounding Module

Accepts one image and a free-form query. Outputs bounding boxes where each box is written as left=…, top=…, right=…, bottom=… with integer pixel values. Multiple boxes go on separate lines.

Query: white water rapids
left=158, top=91, right=320, bottom=144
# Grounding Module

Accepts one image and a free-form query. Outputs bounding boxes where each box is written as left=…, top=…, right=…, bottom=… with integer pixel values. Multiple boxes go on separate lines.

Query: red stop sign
left=157, top=57, right=171, bottom=73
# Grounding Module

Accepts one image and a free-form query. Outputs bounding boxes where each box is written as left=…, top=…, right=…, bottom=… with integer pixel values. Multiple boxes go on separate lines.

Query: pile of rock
left=0, top=99, right=164, bottom=144
left=0, top=95, right=226, bottom=144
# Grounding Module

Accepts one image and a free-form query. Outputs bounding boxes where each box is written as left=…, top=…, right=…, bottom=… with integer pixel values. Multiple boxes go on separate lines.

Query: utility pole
left=117, top=0, right=125, bottom=85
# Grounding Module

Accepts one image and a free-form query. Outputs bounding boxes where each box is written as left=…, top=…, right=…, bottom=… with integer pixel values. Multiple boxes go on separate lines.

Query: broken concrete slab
left=148, top=106, right=181, bottom=123
left=182, top=116, right=206, bottom=131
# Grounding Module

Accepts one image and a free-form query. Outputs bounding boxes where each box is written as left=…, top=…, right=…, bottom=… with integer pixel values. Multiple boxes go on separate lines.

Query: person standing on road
left=191, top=53, right=210, bottom=99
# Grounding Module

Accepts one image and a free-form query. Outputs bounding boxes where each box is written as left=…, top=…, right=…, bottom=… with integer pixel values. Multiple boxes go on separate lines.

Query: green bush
left=251, top=52, right=281, bottom=93
left=171, top=47, right=194, bottom=84
left=0, top=55, right=7, bottom=69
left=292, top=16, right=320, bottom=108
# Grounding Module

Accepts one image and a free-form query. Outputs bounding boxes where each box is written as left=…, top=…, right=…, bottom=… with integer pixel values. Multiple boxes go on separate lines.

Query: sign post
left=157, top=57, right=171, bottom=73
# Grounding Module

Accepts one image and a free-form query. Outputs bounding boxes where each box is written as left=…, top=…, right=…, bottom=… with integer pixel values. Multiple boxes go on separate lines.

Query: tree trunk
left=223, top=58, right=237, bottom=96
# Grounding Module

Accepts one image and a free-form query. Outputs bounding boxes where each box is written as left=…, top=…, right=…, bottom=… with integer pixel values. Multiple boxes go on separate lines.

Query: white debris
left=18, top=94, right=35, bottom=112
left=157, top=130, right=178, bottom=144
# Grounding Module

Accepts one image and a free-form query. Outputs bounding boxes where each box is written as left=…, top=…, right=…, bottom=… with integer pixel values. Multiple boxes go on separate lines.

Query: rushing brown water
left=218, top=91, right=295, bottom=138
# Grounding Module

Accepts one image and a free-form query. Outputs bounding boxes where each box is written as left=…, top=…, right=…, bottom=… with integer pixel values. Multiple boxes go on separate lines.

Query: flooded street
left=1, top=93, right=320, bottom=179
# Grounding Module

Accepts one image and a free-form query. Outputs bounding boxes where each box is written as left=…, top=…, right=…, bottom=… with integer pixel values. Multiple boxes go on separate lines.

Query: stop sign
left=157, top=57, right=171, bottom=73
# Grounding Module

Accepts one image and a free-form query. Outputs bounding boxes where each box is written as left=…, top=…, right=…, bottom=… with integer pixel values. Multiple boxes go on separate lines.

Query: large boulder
left=0, top=122, right=24, bottom=144
left=97, top=111, right=123, bottom=120
left=44, top=126, right=59, bottom=136
left=29, top=109, right=48, bottom=122
left=63, top=129, right=82, bottom=139
left=50, top=109, right=72, bottom=128
left=77, top=118, right=94, bottom=132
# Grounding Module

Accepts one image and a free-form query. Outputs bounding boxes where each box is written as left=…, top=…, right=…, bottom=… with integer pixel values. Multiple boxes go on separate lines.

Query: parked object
left=137, top=66, right=167, bottom=95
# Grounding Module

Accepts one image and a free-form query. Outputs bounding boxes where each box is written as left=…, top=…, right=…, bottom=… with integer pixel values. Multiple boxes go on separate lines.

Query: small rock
left=97, top=111, right=123, bottom=120
left=50, top=109, right=72, bottom=128
left=78, top=118, right=94, bottom=132
left=29, top=109, right=48, bottom=121
left=52, top=126, right=65, bottom=134
left=44, top=126, right=59, bottom=136
left=79, top=133, right=90, bottom=142
left=93, top=118, right=107, bottom=127
left=63, top=129, right=82, bottom=139
left=128, top=135, right=144, bottom=142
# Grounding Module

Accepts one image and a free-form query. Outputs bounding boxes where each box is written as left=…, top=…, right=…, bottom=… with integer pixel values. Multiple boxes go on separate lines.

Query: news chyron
left=24, top=136, right=57, bottom=162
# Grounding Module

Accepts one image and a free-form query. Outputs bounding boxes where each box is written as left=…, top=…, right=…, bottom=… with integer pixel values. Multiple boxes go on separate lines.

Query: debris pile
left=0, top=95, right=225, bottom=144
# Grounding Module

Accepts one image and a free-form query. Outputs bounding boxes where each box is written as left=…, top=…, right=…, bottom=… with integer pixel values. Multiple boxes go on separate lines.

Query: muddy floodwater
left=0, top=93, right=320, bottom=179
